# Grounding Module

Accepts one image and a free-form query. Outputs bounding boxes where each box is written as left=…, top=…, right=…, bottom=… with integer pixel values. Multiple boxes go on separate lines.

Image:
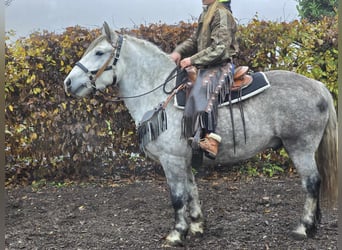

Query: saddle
left=231, top=66, right=253, bottom=91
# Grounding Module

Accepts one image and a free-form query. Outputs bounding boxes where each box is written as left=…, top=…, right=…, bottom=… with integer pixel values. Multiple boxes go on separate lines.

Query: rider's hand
left=180, top=57, right=192, bottom=69
left=170, top=52, right=181, bottom=65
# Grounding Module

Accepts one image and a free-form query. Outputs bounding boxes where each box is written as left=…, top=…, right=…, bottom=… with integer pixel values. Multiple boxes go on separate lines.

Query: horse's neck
left=118, top=36, right=176, bottom=124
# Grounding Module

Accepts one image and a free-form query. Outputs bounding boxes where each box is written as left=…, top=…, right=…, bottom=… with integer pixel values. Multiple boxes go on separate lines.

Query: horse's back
left=214, top=70, right=332, bottom=163
left=262, top=70, right=331, bottom=112
left=264, top=70, right=329, bottom=96
left=264, top=70, right=332, bottom=123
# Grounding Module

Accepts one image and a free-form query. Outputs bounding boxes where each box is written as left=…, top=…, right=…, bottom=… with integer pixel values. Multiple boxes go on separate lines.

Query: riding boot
left=199, top=133, right=221, bottom=159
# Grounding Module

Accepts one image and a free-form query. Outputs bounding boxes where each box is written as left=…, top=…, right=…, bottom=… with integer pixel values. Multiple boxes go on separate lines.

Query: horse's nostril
left=66, top=78, right=71, bottom=86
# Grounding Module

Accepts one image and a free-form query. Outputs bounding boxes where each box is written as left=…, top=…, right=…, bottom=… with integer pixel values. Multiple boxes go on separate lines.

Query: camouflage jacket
left=173, top=3, right=238, bottom=67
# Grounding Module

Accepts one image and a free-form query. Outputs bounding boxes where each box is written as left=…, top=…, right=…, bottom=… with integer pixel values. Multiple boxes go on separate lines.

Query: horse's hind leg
left=288, top=151, right=322, bottom=239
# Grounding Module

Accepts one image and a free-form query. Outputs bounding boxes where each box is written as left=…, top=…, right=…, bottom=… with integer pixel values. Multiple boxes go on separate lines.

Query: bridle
left=75, top=34, right=124, bottom=91
left=73, top=32, right=181, bottom=101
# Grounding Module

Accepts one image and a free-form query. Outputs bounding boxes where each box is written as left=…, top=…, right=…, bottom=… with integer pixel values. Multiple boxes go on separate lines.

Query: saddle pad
left=174, top=71, right=270, bottom=109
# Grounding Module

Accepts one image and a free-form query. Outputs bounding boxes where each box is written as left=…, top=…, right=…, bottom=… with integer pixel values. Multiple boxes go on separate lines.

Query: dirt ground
left=5, top=169, right=338, bottom=250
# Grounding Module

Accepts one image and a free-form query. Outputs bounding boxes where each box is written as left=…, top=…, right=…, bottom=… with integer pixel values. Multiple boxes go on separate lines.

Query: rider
left=218, top=0, right=232, bottom=13
left=170, top=0, right=238, bottom=159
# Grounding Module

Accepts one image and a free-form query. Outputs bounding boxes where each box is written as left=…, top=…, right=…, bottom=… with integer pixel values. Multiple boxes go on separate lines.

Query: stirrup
left=204, top=151, right=216, bottom=160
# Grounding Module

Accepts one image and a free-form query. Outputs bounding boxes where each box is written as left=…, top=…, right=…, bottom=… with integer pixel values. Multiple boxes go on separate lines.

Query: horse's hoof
left=291, top=231, right=307, bottom=240
left=290, top=224, right=307, bottom=240
left=164, top=230, right=185, bottom=247
left=162, top=239, right=184, bottom=248
left=190, top=221, right=204, bottom=237
left=191, top=231, right=203, bottom=239
left=162, top=241, right=184, bottom=248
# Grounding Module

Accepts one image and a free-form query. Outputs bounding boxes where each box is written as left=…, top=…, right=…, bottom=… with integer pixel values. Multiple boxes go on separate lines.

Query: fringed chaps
left=182, top=64, right=232, bottom=138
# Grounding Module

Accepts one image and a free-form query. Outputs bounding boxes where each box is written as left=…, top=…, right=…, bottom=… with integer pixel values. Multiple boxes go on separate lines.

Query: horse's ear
left=103, top=21, right=112, bottom=41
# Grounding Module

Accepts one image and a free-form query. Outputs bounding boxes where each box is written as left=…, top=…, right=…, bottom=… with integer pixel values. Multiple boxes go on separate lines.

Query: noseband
left=75, top=35, right=123, bottom=90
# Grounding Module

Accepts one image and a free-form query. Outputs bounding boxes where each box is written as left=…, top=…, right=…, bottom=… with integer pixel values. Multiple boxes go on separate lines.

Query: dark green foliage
left=296, top=0, right=337, bottom=22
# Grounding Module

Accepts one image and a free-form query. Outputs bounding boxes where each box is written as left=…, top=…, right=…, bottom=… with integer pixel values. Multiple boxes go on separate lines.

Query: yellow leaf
left=66, top=65, right=73, bottom=73
left=30, top=133, right=38, bottom=140
left=33, top=87, right=41, bottom=94
left=85, top=124, right=91, bottom=132
left=264, top=209, right=271, bottom=213
left=78, top=206, right=85, bottom=211
left=86, top=105, right=91, bottom=112
left=8, top=105, right=13, bottom=112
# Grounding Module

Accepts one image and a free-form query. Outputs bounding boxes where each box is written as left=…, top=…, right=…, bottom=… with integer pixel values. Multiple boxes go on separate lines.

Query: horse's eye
left=95, top=51, right=104, bottom=56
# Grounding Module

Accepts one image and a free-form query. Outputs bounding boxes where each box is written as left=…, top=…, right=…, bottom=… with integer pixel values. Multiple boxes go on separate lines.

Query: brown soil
left=5, top=171, right=337, bottom=249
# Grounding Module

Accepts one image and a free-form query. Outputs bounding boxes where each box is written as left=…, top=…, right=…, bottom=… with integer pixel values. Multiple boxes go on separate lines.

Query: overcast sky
left=6, top=0, right=299, bottom=38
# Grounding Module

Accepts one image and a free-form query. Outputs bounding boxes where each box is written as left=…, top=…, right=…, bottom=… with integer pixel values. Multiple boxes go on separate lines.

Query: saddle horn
left=103, top=21, right=112, bottom=42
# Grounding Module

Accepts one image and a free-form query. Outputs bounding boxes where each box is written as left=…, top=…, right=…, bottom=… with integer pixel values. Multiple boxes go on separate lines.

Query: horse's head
left=64, top=22, right=123, bottom=97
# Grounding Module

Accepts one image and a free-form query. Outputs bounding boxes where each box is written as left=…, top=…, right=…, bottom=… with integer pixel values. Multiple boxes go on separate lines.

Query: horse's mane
left=83, top=32, right=173, bottom=72
left=84, top=33, right=168, bottom=58
left=126, top=35, right=169, bottom=57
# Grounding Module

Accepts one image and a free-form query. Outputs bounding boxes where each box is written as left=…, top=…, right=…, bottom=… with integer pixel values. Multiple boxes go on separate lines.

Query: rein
left=101, top=66, right=182, bottom=102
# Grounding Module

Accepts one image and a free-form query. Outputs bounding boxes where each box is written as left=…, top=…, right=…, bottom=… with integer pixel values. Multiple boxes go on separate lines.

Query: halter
left=75, top=35, right=124, bottom=90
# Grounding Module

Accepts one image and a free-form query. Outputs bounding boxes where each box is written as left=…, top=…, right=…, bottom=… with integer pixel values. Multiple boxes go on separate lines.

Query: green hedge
left=5, top=17, right=338, bottom=186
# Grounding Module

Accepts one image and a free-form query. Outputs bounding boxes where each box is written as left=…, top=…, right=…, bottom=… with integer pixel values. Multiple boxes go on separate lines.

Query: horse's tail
left=316, top=92, right=338, bottom=207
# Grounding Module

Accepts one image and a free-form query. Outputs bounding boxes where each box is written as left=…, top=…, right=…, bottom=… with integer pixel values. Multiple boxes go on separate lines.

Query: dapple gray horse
left=64, top=23, right=337, bottom=246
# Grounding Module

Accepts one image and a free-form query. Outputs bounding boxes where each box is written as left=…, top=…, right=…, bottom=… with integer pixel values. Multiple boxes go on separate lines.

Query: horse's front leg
left=187, top=166, right=204, bottom=236
left=160, top=155, right=192, bottom=247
